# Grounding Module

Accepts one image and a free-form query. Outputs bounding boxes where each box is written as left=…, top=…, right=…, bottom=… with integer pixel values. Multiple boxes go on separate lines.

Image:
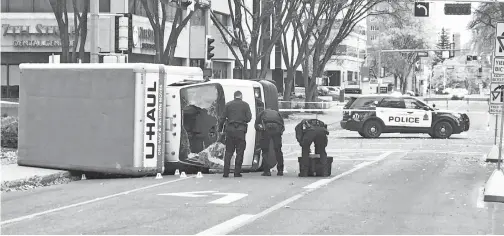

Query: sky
left=426, top=2, right=478, bottom=47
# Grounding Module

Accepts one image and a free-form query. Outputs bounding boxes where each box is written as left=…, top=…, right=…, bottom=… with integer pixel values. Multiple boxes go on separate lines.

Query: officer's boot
left=261, top=171, right=271, bottom=176
left=298, top=165, right=308, bottom=177
left=277, top=165, right=284, bottom=176
left=321, top=165, right=329, bottom=177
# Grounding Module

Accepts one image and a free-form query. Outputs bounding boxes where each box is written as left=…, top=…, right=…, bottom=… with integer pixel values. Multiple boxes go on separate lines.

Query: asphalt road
left=2, top=101, right=503, bottom=235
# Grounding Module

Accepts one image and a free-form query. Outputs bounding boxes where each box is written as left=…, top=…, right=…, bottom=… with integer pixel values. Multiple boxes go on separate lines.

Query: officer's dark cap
left=234, top=91, right=242, bottom=98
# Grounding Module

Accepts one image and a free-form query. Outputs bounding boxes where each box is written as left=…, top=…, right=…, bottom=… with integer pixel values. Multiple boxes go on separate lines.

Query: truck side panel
left=18, top=68, right=141, bottom=175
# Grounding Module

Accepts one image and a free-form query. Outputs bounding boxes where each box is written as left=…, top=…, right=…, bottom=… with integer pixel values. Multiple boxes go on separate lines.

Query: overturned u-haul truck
left=18, top=63, right=279, bottom=176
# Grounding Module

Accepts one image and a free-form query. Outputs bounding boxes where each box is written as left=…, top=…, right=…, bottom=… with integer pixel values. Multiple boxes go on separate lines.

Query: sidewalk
left=1, top=164, right=79, bottom=192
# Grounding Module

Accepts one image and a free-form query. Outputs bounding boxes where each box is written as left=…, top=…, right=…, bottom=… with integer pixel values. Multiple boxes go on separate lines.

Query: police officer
left=255, top=108, right=285, bottom=176
left=218, top=91, right=252, bottom=178
left=295, top=119, right=330, bottom=177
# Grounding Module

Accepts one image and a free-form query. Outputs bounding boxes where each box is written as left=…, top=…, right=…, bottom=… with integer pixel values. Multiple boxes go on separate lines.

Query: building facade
left=1, top=0, right=237, bottom=99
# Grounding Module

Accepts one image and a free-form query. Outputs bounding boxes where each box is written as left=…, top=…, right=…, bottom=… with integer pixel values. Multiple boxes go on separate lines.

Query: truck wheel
left=362, top=120, right=382, bottom=138
left=433, top=121, right=453, bottom=139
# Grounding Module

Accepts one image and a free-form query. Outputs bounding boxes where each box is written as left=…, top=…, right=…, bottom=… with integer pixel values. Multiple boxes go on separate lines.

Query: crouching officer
left=218, top=91, right=252, bottom=178
left=255, top=108, right=285, bottom=176
left=295, top=119, right=330, bottom=177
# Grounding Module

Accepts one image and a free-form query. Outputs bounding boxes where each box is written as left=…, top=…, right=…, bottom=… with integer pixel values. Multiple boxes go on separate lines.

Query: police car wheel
left=433, top=121, right=453, bottom=139
left=362, top=120, right=382, bottom=138
left=358, top=131, right=366, bottom=137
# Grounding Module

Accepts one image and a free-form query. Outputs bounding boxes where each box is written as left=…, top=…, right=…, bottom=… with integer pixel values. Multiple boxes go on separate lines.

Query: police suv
left=340, top=94, right=470, bottom=138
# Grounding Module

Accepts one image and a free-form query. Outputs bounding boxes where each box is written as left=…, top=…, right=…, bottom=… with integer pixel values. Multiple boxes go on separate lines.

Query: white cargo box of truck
left=18, top=63, right=204, bottom=176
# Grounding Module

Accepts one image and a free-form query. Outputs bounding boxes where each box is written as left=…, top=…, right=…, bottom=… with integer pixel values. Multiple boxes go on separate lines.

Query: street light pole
left=90, top=0, right=99, bottom=63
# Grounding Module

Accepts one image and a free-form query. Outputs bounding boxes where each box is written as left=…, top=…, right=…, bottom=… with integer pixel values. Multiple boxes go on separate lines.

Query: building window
left=371, top=35, right=378, bottom=41
left=1, top=64, right=20, bottom=99
left=6, top=0, right=33, bottom=12
left=190, top=9, right=205, bottom=26
left=213, top=12, right=229, bottom=26
left=347, top=71, right=354, bottom=82
left=1, top=0, right=110, bottom=13
left=213, top=62, right=228, bottom=79
left=370, top=25, right=379, bottom=31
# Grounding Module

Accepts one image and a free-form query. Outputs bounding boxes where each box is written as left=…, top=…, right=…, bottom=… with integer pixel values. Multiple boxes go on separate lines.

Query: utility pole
left=90, top=0, right=99, bottom=63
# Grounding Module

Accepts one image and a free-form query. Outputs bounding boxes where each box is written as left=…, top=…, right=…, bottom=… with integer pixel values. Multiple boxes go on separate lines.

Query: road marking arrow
left=158, top=191, right=248, bottom=204
left=157, top=191, right=218, bottom=198
left=209, top=193, right=248, bottom=204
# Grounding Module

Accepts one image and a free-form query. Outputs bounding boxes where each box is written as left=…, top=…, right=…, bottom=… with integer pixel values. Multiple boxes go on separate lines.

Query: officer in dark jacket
left=295, top=119, right=330, bottom=177
left=218, top=91, right=252, bottom=178
left=255, top=108, right=285, bottom=176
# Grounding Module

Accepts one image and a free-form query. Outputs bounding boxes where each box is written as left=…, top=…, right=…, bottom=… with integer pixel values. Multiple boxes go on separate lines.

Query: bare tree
left=140, top=0, right=199, bottom=64
left=468, top=3, right=504, bottom=55
left=301, top=0, right=388, bottom=105
left=280, top=0, right=342, bottom=101
left=381, top=33, right=427, bottom=93
left=211, top=0, right=301, bottom=80
left=49, top=0, right=89, bottom=63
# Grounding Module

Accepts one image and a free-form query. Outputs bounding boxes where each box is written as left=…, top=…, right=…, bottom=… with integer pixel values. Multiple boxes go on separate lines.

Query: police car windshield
left=348, top=97, right=382, bottom=109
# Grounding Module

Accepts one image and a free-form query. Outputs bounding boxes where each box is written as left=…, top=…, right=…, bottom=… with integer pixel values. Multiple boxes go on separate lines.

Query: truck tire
left=362, top=120, right=382, bottom=138
left=433, top=121, right=453, bottom=139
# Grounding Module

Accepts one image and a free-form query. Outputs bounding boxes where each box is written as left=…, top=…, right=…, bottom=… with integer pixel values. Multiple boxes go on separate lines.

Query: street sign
left=444, top=3, right=471, bottom=15
left=417, top=52, right=428, bottom=57
left=490, top=104, right=502, bottom=114
left=496, top=22, right=504, bottom=57
left=494, top=58, right=504, bottom=75
left=492, top=73, right=504, bottom=83
left=414, top=2, right=429, bottom=17
left=490, top=83, right=504, bottom=104
left=379, top=86, right=388, bottom=94
left=158, top=191, right=248, bottom=204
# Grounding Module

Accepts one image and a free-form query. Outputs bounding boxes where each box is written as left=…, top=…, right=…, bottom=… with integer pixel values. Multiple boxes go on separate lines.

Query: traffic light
left=206, top=35, right=215, bottom=60
left=466, top=55, right=478, bottom=62
left=115, top=13, right=133, bottom=53
left=449, top=43, right=455, bottom=58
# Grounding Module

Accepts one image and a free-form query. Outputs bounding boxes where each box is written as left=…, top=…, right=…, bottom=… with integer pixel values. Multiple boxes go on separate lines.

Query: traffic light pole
left=90, top=0, right=99, bottom=63
left=204, top=7, right=212, bottom=72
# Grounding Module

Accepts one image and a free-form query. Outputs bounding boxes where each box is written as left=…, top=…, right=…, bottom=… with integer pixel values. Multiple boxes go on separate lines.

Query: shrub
left=1, top=116, right=18, bottom=149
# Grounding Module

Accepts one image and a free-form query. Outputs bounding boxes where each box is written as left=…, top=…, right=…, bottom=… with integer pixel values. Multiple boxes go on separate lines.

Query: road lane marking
left=303, top=179, right=332, bottom=189
left=196, top=151, right=395, bottom=235
left=158, top=191, right=218, bottom=198
left=209, top=193, right=248, bottom=205
left=0, top=176, right=196, bottom=227
left=196, top=214, right=255, bottom=235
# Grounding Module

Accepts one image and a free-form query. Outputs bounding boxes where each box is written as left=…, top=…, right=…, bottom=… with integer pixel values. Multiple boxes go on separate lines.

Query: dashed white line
left=0, top=176, right=195, bottom=226
left=302, top=178, right=332, bottom=189
left=196, top=151, right=395, bottom=235
left=196, top=214, right=255, bottom=235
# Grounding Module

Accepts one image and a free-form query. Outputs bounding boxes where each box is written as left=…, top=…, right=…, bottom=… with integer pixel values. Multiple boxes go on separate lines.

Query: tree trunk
left=79, top=12, right=88, bottom=62
left=401, top=78, right=408, bottom=94
left=394, top=74, right=398, bottom=90
left=154, top=27, right=162, bottom=63
left=283, top=67, right=295, bottom=101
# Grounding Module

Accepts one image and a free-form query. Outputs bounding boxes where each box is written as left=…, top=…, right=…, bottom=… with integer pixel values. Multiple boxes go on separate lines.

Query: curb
left=1, top=171, right=81, bottom=192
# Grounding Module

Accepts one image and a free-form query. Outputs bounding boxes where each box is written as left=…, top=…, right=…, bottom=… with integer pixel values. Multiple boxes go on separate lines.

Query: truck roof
left=19, top=63, right=204, bottom=77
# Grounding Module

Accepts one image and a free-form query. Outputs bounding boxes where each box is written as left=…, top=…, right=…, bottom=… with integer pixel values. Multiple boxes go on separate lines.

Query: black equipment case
left=298, top=154, right=333, bottom=177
